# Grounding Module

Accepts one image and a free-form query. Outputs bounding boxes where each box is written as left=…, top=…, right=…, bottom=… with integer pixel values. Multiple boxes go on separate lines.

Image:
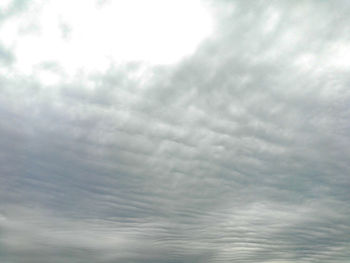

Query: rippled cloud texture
left=1, top=0, right=350, bottom=262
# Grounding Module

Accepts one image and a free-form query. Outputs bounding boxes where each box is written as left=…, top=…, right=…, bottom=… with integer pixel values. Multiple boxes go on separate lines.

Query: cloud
left=0, top=0, right=350, bottom=262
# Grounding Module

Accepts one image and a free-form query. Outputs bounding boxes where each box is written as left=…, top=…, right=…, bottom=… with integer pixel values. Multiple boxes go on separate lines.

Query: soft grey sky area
left=0, top=0, right=350, bottom=262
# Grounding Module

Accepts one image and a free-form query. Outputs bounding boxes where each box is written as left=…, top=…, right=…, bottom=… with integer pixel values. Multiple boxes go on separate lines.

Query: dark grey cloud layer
left=1, top=0, right=350, bottom=262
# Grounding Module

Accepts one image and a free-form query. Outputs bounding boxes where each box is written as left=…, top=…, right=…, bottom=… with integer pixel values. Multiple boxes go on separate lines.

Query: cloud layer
left=1, top=0, right=350, bottom=262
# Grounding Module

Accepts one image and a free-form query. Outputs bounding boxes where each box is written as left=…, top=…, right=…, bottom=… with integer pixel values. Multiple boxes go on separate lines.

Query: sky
left=0, top=0, right=350, bottom=262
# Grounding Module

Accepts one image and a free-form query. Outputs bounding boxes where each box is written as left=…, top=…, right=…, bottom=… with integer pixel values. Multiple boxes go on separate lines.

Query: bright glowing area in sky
left=1, top=0, right=213, bottom=78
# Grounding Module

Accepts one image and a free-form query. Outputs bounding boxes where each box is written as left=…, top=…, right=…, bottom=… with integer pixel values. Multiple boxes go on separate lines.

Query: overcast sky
left=1, top=0, right=350, bottom=262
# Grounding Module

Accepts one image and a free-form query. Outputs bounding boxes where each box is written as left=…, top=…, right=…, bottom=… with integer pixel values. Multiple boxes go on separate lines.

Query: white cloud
left=0, top=0, right=350, bottom=262
left=0, top=0, right=213, bottom=80
left=0, top=0, right=12, bottom=10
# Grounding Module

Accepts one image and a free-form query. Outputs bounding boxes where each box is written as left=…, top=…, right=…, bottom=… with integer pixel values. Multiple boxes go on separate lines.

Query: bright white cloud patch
left=1, top=0, right=212, bottom=79
left=0, top=0, right=11, bottom=10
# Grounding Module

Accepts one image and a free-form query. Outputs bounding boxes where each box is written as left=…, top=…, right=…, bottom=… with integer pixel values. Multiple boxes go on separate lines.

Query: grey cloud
left=1, top=0, right=350, bottom=262
left=0, top=0, right=32, bottom=22
left=0, top=44, right=14, bottom=64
